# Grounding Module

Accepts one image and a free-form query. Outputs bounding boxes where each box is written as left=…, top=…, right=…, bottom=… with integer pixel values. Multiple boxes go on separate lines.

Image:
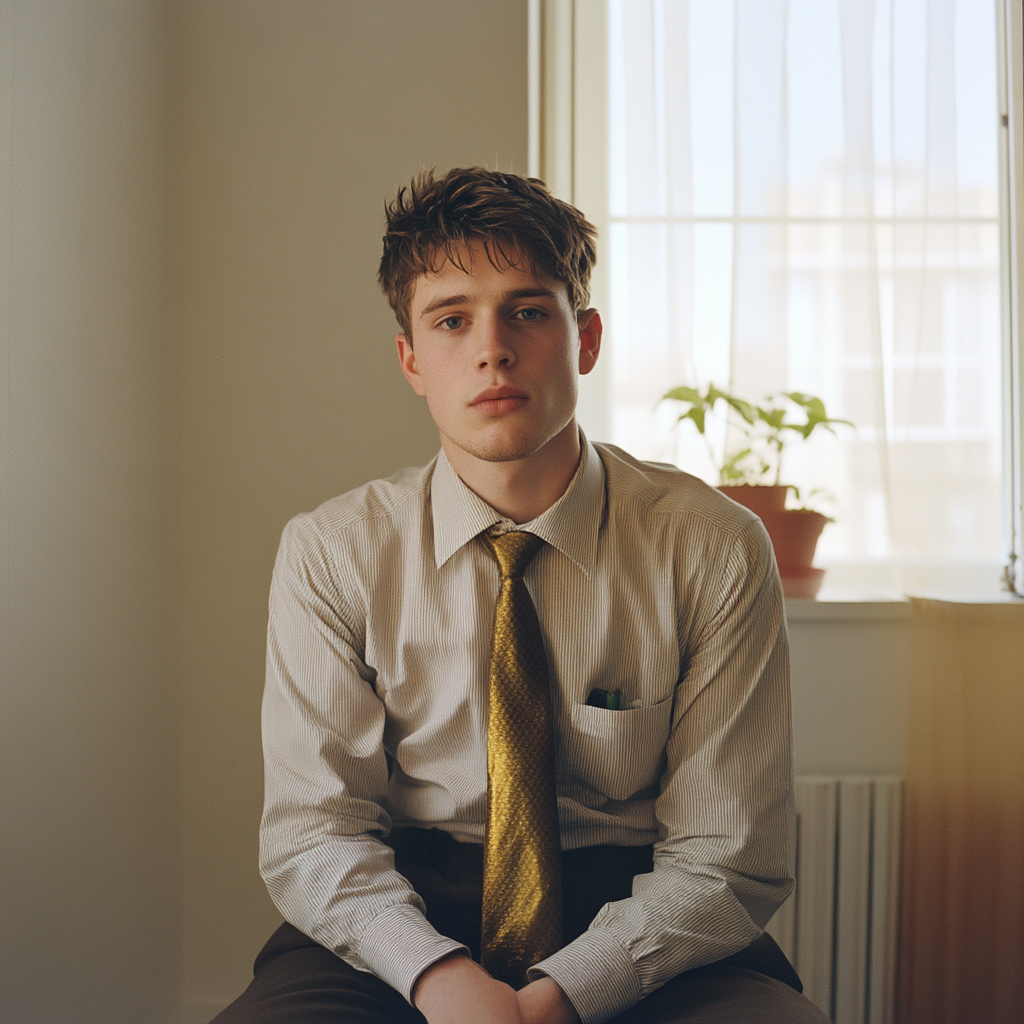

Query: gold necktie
left=480, top=531, right=562, bottom=988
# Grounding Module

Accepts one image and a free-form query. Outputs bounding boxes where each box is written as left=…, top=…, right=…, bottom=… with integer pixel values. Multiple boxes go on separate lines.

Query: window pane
left=606, top=0, right=1002, bottom=568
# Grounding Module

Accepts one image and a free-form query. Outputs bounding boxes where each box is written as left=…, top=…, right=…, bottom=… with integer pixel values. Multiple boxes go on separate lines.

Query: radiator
left=765, top=775, right=904, bottom=1024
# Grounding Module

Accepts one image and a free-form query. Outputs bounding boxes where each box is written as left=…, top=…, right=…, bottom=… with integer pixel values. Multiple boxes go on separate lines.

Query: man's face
left=396, top=242, right=601, bottom=467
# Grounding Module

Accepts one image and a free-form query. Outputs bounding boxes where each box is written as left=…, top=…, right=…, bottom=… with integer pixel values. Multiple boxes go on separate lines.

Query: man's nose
left=475, top=316, right=517, bottom=369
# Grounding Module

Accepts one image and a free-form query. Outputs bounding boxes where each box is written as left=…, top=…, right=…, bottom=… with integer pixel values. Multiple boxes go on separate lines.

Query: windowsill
left=794, top=558, right=1014, bottom=608
left=785, top=597, right=911, bottom=622
left=785, top=567, right=1022, bottom=620
left=786, top=593, right=1022, bottom=623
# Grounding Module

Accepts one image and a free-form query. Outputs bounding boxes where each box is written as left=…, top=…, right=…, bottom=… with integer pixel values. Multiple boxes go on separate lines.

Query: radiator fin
left=765, top=775, right=903, bottom=1024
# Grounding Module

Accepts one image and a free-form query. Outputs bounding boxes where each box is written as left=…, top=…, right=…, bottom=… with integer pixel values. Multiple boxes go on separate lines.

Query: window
left=531, top=0, right=1024, bottom=597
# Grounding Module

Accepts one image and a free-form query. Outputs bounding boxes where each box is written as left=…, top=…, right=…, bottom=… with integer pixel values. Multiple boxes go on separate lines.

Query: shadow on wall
left=898, top=599, right=1024, bottom=1024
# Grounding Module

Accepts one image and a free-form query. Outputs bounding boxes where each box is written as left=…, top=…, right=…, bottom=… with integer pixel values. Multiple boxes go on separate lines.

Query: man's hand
left=413, top=955, right=580, bottom=1024
left=516, top=976, right=581, bottom=1024
left=412, top=953, right=523, bottom=1024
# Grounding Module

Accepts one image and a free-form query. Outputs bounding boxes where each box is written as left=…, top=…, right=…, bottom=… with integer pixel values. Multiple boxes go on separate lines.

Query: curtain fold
left=606, top=0, right=1002, bottom=586
left=898, top=598, right=1024, bottom=1024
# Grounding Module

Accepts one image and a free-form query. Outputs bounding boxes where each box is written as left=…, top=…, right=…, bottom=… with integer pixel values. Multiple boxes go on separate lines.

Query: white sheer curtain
left=604, top=0, right=1003, bottom=596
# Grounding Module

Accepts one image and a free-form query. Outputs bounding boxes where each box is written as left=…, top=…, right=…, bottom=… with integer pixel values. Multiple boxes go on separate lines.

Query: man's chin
left=459, top=438, right=545, bottom=464
left=443, top=427, right=552, bottom=466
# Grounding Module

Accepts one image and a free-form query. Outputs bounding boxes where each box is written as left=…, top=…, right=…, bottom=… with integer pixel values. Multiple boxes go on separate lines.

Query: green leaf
left=781, top=391, right=854, bottom=437
left=723, top=395, right=756, bottom=424
left=662, top=385, right=703, bottom=404
left=756, top=405, right=787, bottom=430
left=677, top=407, right=706, bottom=433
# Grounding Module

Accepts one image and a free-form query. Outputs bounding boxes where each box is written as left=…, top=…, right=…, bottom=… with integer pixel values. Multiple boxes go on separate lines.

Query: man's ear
left=577, top=309, right=602, bottom=376
left=397, top=333, right=426, bottom=396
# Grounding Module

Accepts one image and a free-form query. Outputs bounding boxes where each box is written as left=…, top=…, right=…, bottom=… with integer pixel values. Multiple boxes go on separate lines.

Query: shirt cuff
left=356, top=902, right=469, bottom=1004
left=528, top=927, right=642, bottom=1024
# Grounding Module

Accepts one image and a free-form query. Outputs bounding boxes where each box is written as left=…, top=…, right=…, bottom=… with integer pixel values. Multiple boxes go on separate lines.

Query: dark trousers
left=213, top=830, right=829, bottom=1023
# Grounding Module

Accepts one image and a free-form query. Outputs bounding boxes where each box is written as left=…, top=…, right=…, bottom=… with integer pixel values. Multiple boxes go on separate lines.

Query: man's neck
left=441, top=421, right=583, bottom=524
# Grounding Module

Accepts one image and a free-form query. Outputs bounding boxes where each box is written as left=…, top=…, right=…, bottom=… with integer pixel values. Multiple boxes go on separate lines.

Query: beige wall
left=0, top=2, right=178, bottom=1023
left=788, top=610, right=910, bottom=776
left=168, top=2, right=529, bottom=1016
left=1, top=1, right=528, bottom=1022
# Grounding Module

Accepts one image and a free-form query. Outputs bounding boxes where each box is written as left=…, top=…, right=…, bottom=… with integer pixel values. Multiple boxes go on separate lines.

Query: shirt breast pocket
left=565, top=694, right=674, bottom=802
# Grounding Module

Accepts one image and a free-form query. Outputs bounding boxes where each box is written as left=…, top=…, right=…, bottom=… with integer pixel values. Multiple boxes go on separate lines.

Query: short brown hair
left=378, top=167, right=598, bottom=337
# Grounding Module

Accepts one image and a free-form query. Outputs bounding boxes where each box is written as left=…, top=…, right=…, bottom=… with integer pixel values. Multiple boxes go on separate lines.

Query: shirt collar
left=430, top=433, right=605, bottom=575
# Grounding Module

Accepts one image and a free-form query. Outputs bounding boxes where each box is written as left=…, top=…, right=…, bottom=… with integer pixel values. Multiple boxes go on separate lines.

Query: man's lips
left=469, top=385, right=529, bottom=414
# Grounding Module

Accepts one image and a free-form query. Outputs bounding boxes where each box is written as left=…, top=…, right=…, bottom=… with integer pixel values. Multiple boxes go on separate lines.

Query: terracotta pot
left=776, top=566, right=827, bottom=600
left=758, top=510, right=828, bottom=571
left=717, top=484, right=788, bottom=518
left=717, top=487, right=829, bottom=599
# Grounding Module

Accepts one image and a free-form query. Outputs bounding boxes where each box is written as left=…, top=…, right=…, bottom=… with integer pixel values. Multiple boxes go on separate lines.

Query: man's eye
left=440, top=316, right=463, bottom=330
left=515, top=308, right=542, bottom=321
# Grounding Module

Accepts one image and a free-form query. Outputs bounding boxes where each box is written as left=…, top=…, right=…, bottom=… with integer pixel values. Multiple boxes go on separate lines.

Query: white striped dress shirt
left=260, top=437, right=794, bottom=1024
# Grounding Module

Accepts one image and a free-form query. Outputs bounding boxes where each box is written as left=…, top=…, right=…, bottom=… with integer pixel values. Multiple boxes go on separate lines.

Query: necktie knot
left=483, top=530, right=545, bottom=579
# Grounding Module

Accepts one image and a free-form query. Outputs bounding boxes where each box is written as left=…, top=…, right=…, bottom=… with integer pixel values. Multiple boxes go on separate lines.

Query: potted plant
left=661, top=384, right=852, bottom=599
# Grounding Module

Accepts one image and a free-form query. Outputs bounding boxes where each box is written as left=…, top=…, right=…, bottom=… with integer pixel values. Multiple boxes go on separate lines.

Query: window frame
left=531, top=0, right=1024, bottom=595
left=997, top=0, right=1023, bottom=595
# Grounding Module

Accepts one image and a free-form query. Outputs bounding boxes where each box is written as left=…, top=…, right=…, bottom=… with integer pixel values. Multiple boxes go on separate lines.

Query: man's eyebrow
left=417, top=286, right=560, bottom=321
left=504, top=286, right=559, bottom=303
left=419, top=294, right=470, bottom=319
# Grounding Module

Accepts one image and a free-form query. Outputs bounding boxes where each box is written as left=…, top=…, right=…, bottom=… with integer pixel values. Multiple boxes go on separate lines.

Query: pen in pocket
left=586, top=687, right=622, bottom=710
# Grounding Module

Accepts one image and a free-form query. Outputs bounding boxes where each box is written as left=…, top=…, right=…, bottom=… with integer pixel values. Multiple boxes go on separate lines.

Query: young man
left=214, top=168, right=829, bottom=1024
